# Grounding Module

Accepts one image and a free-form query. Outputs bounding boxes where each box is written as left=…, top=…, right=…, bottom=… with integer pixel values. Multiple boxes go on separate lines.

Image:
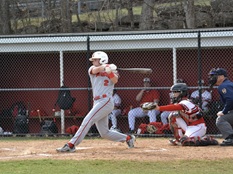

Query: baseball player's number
left=104, top=80, right=109, bottom=86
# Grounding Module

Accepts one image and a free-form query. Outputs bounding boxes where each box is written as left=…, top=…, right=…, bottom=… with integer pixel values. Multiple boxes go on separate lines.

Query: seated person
left=128, top=77, right=160, bottom=133
left=109, top=89, right=122, bottom=131
left=190, top=80, right=212, bottom=113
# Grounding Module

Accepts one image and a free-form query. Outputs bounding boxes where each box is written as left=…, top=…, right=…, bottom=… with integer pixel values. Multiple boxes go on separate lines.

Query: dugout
left=1, top=28, right=233, bottom=135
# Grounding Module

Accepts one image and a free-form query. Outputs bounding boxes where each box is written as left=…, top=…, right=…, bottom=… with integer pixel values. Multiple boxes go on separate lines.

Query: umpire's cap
left=209, top=68, right=227, bottom=77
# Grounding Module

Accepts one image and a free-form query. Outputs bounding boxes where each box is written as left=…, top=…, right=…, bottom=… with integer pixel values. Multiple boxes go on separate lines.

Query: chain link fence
left=0, top=29, right=233, bottom=137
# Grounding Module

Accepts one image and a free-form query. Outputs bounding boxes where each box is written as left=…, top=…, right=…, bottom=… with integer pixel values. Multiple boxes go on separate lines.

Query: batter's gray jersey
left=89, top=65, right=113, bottom=98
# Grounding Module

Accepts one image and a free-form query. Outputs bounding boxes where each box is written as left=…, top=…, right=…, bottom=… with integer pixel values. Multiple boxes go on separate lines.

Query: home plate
left=76, top=147, right=93, bottom=150
left=144, top=148, right=168, bottom=152
left=38, top=154, right=53, bottom=157
left=0, top=148, right=16, bottom=151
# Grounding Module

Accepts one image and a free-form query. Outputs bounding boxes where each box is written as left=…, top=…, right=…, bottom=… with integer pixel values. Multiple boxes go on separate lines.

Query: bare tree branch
left=183, top=0, right=195, bottom=28
left=140, top=0, right=155, bottom=30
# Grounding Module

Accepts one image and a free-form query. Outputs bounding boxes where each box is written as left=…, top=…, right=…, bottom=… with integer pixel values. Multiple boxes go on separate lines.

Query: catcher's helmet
left=89, top=51, right=108, bottom=65
left=170, top=83, right=188, bottom=103
left=208, top=68, right=227, bottom=88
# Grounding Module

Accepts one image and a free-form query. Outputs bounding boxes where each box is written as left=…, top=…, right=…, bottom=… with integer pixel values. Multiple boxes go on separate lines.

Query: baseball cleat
left=169, top=139, right=180, bottom=145
left=203, top=136, right=219, bottom=145
left=126, top=135, right=135, bottom=148
left=56, top=144, right=76, bottom=153
left=220, top=138, right=233, bottom=146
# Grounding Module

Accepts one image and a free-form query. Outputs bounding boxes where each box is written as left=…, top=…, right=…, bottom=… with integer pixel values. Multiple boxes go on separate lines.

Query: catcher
left=141, top=83, right=218, bottom=146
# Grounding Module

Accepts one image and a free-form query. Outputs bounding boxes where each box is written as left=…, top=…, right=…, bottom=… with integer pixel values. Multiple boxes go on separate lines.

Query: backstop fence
left=0, top=28, right=233, bottom=137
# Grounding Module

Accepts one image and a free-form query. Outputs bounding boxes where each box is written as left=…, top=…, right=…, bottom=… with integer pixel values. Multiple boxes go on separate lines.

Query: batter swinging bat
left=117, top=68, right=152, bottom=74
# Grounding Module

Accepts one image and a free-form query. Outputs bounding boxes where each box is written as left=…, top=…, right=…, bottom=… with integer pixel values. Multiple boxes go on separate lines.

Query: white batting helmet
left=89, top=51, right=108, bottom=65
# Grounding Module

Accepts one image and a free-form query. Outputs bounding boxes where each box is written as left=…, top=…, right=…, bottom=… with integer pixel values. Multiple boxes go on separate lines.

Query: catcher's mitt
left=141, top=102, right=157, bottom=111
left=146, top=125, right=157, bottom=134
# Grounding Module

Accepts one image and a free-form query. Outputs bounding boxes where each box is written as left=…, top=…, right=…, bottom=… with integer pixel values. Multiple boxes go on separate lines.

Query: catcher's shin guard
left=207, top=137, right=219, bottom=145
left=180, top=136, right=219, bottom=146
left=180, top=136, right=197, bottom=146
left=196, top=136, right=219, bottom=146
left=168, top=115, right=182, bottom=142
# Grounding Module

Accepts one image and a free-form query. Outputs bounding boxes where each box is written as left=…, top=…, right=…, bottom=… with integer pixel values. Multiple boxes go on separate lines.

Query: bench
left=1, top=113, right=219, bottom=135
left=27, top=115, right=85, bottom=133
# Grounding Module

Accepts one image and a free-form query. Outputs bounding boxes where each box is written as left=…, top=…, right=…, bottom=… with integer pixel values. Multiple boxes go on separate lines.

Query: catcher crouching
left=141, top=83, right=218, bottom=146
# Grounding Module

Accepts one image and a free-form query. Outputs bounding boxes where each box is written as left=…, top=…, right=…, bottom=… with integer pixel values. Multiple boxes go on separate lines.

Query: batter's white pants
left=69, top=97, right=127, bottom=146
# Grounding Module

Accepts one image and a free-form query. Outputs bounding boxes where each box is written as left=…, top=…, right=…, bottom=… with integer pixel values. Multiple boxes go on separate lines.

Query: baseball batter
left=56, top=51, right=135, bottom=152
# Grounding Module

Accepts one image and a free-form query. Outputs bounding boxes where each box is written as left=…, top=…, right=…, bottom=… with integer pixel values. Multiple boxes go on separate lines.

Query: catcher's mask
left=208, top=68, right=227, bottom=89
left=170, top=83, right=188, bottom=103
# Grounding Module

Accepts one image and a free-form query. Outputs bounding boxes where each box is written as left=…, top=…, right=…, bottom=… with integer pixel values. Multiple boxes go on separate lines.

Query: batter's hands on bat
left=104, top=64, right=117, bottom=74
left=105, top=66, right=112, bottom=74
left=109, top=64, right=117, bottom=71
left=141, top=102, right=158, bottom=111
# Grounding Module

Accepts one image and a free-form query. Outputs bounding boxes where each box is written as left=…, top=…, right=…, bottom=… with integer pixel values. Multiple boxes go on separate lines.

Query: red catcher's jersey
left=159, top=99, right=205, bottom=126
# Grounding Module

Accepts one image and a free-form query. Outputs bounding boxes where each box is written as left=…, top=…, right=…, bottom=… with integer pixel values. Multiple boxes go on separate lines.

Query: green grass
left=0, top=158, right=232, bottom=174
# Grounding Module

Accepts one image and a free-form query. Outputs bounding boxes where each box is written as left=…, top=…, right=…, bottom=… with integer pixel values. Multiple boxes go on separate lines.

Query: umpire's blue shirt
left=218, top=79, right=233, bottom=114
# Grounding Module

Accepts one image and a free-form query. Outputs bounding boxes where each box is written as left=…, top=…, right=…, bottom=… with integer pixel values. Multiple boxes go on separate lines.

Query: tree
left=183, top=0, right=195, bottom=28
left=139, top=0, right=155, bottom=30
left=0, top=0, right=11, bottom=34
left=125, top=0, right=134, bottom=29
left=61, top=0, right=72, bottom=33
left=74, top=0, right=84, bottom=32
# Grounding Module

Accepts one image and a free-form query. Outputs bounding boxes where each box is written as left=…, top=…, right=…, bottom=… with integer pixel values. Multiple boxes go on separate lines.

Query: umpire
left=209, top=68, right=233, bottom=146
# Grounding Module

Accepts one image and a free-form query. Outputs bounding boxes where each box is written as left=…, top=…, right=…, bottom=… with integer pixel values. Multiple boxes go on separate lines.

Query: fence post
left=59, top=50, right=65, bottom=134
left=87, top=36, right=92, bottom=111
left=172, top=47, right=177, bottom=84
left=197, top=31, right=203, bottom=108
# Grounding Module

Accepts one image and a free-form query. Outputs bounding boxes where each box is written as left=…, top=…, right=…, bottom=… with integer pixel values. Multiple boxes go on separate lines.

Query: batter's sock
left=126, top=135, right=131, bottom=141
left=68, top=142, right=74, bottom=148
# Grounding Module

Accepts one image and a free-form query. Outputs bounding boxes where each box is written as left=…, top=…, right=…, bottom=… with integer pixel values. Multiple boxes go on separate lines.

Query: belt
left=94, top=94, right=107, bottom=100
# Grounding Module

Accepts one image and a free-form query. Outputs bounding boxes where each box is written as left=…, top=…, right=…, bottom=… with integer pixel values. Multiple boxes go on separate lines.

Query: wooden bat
left=117, top=68, right=152, bottom=74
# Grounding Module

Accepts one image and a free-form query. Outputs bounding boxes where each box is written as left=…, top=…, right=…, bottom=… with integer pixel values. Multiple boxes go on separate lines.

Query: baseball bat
left=117, top=68, right=152, bottom=74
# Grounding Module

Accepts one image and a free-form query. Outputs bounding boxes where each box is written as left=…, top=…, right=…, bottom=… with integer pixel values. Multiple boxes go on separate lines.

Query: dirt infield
left=0, top=137, right=233, bottom=161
